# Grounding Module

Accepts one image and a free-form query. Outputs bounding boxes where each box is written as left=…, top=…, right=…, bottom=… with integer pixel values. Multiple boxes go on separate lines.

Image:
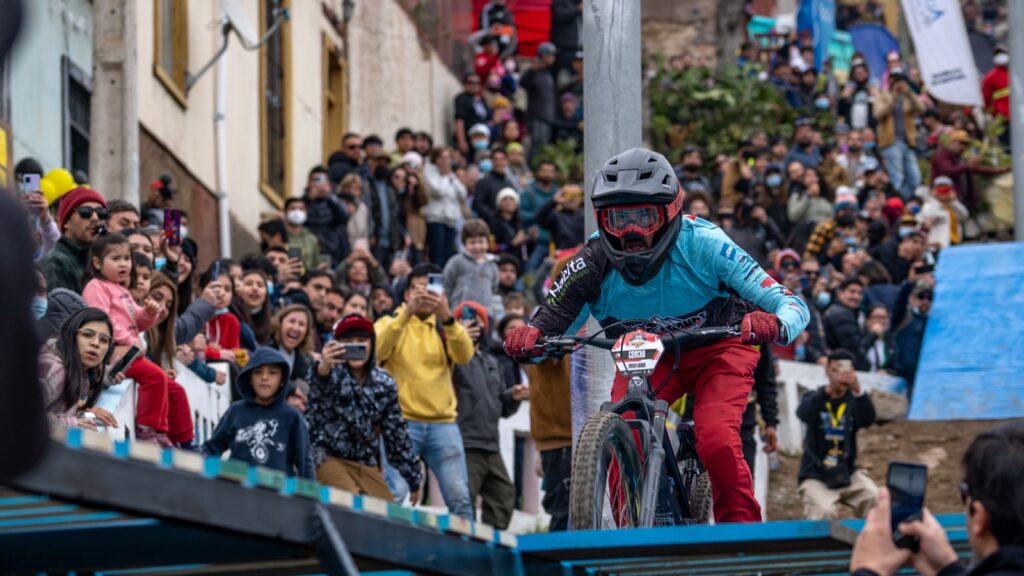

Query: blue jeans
left=386, top=421, right=473, bottom=518
left=880, top=139, right=921, bottom=200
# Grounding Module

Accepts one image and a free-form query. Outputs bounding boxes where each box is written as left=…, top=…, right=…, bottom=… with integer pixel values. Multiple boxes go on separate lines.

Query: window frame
left=321, top=34, right=348, bottom=165
left=259, top=0, right=291, bottom=209
left=152, top=0, right=189, bottom=108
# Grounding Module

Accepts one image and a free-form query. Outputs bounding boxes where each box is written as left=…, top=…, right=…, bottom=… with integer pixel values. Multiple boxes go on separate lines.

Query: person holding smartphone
left=796, top=349, right=878, bottom=520
left=307, top=315, right=423, bottom=502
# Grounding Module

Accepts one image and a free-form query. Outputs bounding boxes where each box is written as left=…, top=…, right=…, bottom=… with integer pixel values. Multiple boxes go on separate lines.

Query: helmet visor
left=599, top=204, right=665, bottom=239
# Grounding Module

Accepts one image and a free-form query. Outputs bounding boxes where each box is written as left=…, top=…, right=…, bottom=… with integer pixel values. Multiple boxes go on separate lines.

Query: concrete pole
left=572, top=0, right=643, bottom=438
left=1010, top=0, right=1024, bottom=241
left=89, top=0, right=139, bottom=205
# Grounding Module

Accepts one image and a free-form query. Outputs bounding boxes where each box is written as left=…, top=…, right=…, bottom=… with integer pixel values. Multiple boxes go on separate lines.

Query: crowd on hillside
left=16, top=0, right=1016, bottom=535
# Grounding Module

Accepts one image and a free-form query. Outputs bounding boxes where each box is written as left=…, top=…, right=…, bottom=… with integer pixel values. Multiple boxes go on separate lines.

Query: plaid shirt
left=803, top=218, right=837, bottom=261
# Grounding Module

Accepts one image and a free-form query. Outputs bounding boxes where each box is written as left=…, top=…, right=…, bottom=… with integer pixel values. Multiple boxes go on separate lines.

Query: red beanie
left=332, top=314, right=375, bottom=340
left=57, top=186, right=107, bottom=232
left=453, top=301, right=489, bottom=333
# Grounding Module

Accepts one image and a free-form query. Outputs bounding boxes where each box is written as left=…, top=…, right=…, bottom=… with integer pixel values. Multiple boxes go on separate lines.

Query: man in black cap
left=521, top=42, right=558, bottom=159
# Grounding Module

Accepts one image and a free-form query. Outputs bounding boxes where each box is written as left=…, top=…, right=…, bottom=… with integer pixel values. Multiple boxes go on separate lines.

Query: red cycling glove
left=741, top=311, right=780, bottom=345
left=504, top=325, right=543, bottom=360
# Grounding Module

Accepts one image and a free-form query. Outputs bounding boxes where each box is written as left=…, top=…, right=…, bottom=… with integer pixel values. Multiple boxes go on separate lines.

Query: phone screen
left=288, top=246, right=303, bottom=261
left=888, top=461, right=927, bottom=533
left=111, top=346, right=142, bottom=375
left=427, top=273, right=444, bottom=295
left=163, top=209, right=182, bottom=246
left=835, top=359, right=854, bottom=372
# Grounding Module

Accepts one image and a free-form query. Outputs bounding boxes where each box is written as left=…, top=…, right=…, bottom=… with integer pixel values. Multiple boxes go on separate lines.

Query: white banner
left=900, top=0, right=983, bottom=106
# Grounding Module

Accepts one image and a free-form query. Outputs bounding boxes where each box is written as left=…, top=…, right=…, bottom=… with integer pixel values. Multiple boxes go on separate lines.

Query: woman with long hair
left=234, top=268, right=273, bottom=346
left=144, top=272, right=198, bottom=447
left=38, top=307, right=119, bottom=430
left=269, top=304, right=315, bottom=411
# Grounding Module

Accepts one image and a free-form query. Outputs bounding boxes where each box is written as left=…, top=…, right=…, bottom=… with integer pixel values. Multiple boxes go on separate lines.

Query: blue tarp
left=909, top=243, right=1024, bottom=421
left=847, top=23, right=900, bottom=82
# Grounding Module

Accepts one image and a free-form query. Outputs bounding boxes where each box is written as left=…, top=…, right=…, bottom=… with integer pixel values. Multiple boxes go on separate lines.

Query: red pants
left=167, top=380, right=194, bottom=445
left=126, top=357, right=169, bottom=433
left=609, top=338, right=761, bottom=523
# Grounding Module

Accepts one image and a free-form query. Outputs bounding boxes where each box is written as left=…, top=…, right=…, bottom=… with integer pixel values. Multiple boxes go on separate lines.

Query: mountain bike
left=538, top=322, right=741, bottom=530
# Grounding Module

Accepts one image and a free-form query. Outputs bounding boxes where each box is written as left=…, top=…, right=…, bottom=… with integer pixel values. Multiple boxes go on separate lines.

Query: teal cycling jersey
left=531, top=216, right=810, bottom=345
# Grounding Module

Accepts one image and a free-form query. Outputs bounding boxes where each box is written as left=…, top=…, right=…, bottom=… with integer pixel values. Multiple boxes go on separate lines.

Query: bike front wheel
left=570, top=411, right=644, bottom=530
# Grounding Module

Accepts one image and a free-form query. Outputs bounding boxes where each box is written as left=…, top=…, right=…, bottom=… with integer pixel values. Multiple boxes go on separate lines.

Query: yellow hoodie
left=374, top=305, right=474, bottom=423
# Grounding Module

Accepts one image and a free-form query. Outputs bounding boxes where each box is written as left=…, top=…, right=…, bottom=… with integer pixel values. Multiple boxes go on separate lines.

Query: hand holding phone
left=888, top=461, right=928, bottom=552
left=110, top=346, right=142, bottom=378
left=339, top=342, right=368, bottom=360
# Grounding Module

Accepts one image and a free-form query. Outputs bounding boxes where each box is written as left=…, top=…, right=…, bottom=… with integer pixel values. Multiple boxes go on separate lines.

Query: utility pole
left=1010, top=0, right=1024, bottom=241
left=89, top=0, right=139, bottom=204
left=574, top=0, right=642, bottom=435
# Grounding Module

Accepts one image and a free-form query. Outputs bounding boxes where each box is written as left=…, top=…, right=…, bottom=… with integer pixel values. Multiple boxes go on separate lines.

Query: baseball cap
left=468, top=123, right=491, bottom=138
left=537, top=42, right=557, bottom=56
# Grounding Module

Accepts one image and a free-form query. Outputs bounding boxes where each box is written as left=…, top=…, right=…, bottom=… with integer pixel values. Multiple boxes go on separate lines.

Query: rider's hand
left=504, top=325, right=542, bottom=360
left=741, top=312, right=780, bottom=345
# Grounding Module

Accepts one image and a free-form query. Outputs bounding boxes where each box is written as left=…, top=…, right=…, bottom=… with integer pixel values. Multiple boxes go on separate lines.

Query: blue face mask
left=479, top=159, right=493, bottom=173
left=32, top=297, right=48, bottom=320
left=472, top=140, right=489, bottom=151
left=154, top=256, right=168, bottom=271
left=766, top=174, right=783, bottom=187
left=816, top=291, right=832, bottom=309
left=814, top=98, right=830, bottom=110
left=863, top=141, right=876, bottom=151
left=909, top=204, right=921, bottom=215
left=898, top=226, right=916, bottom=237
left=215, top=307, right=231, bottom=316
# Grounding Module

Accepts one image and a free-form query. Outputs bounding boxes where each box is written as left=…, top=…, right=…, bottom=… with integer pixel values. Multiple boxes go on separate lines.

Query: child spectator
left=443, top=219, right=500, bottom=319
left=496, top=254, right=523, bottom=297
left=502, top=292, right=529, bottom=318
left=489, top=188, right=528, bottom=261
left=130, top=253, right=153, bottom=304
left=307, top=314, right=423, bottom=500
left=452, top=301, right=528, bottom=529
left=199, top=261, right=242, bottom=363
left=38, top=307, right=119, bottom=431
left=202, top=346, right=315, bottom=478
left=537, top=184, right=585, bottom=250
left=81, top=233, right=171, bottom=445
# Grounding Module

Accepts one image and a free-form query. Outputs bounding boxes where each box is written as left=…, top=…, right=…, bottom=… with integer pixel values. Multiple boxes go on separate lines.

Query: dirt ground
left=767, top=419, right=1019, bottom=521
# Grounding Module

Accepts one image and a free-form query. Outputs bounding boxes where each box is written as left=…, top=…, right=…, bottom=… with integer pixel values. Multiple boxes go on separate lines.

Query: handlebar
left=538, top=325, right=742, bottom=354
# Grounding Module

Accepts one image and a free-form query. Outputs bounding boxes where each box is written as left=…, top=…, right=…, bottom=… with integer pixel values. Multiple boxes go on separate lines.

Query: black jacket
left=327, top=153, right=363, bottom=186
left=823, top=303, right=873, bottom=371
left=872, top=236, right=912, bottom=284
left=363, top=178, right=404, bottom=250
left=549, top=0, right=581, bottom=51
left=454, top=92, right=490, bottom=144
left=520, top=67, right=557, bottom=124
left=454, top=346, right=521, bottom=453
left=536, top=199, right=584, bottom=250
left=852, top=545, right=1024, bottom=576
left=201, top=347, right=315, bottom=478
left=304, top=194, right=350, bottom=263
left=797, top=388, right=875, bottom=486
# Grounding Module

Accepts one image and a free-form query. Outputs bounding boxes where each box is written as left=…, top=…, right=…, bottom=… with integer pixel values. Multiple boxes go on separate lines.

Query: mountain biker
left=504, top=148, right=810, bottom=523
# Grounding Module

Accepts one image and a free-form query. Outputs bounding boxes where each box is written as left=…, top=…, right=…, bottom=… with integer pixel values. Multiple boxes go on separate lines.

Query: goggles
left=598, top=204, right=666, bottom=239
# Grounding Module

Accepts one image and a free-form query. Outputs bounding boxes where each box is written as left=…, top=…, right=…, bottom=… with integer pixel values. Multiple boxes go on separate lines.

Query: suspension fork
left=639, top=397, right=669, bottom=527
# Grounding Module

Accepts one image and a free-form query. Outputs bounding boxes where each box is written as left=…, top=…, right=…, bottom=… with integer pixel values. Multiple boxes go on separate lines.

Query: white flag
left=900, top=0, right=983, bottom=106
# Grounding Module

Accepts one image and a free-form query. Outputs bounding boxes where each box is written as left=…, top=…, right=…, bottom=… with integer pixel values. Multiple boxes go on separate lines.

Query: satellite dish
left=221, top=0, right=259, bottom=48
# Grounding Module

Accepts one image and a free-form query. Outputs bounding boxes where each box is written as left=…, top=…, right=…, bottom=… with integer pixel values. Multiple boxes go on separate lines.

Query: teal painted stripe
left=96, top=564, right=208, bottom=575
left=0, top=505, right=78, bottom=518
left=0, top=496, right=47, bottom=507
left=0, top=511, right=122, bottom=528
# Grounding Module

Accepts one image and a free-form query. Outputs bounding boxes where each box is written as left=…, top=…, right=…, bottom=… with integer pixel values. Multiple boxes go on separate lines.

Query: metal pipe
left=1010, top=0, right=1024, bottom=241
left=215, top=30, right=231, bottom=259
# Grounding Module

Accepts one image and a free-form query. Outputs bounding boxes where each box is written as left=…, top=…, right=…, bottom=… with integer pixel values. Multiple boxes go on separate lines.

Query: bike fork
left=639, top=399, right=669, bottom=527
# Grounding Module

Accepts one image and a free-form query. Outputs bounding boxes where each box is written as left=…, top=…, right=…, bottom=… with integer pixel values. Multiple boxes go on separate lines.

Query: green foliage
left=533, top=139, right=584, bottom=183
left=648, top=65, right=799, bottom=160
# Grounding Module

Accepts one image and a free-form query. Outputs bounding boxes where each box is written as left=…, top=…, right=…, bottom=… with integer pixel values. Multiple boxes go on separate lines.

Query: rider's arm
left=529, top=240, right=607, bottom=338
left=703, top=224, right=810, bottom=344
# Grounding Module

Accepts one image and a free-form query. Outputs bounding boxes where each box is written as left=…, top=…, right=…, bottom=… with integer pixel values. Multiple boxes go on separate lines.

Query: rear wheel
left=570, top=411, right=644, bottom=530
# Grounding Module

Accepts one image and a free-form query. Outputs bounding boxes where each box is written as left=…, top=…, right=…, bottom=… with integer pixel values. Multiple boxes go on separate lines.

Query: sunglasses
left=918, top=292, right=933, bottom=300
left=75, top=206, right=109, bottom=220
left=781, top=261, right=800, bottom=269
left=345, top=144, right=362, bottom=150
left=78, top=328, right=113, bottom=348
left=802, top=269, right=820, bottom=277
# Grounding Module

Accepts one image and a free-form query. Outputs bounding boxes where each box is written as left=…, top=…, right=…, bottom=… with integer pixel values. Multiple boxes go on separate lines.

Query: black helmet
left=592, top=148, right=684, bottom=286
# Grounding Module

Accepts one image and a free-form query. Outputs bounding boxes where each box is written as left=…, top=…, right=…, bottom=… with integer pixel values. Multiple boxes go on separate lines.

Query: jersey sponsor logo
left=760, top=276, right=777, bottom=289
left=548, top=257, right=588, bottom=303
left=719, top=242, right=738, bottom=261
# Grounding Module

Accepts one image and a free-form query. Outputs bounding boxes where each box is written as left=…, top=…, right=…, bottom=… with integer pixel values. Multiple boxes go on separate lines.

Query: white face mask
left=179, top=225, right=189, bottom=240
left=994, top=53, right=1010, bottom=66
left=286, top=210, right=307, bottom=225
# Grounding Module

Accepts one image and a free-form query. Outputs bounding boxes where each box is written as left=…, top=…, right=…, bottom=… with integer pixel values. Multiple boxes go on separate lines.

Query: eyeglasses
left=75, top=206, right=109, bottom=220
left=868, top=314, right=889, bottom=321
left=959, top=481, right=971, bottom=505
left=918, top=292, right=934, bottom=300
left=77, top=328, right=113, bottom=348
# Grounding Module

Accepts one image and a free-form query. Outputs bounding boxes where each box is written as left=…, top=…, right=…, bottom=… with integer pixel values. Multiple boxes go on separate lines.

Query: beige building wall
left=346, top=0, right=462, bottom=145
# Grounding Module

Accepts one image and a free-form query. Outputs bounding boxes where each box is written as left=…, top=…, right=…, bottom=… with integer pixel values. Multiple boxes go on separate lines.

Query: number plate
left=611, top=330, right=665, bottom=377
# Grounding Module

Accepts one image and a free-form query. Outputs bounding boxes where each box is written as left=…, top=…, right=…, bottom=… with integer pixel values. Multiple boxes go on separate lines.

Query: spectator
left=552, top=93, right=583, bottom=147
left=453, top=73, right=490, bottom=157
left=803, top=191, right=858, bottom=262
left=982, top=45, right=1010, bottom=127
left=283, top=197, right=321, bottom=274
left=874, top=69, right=925, bottom=199
left=374, top=263, right=475, bottom=518
left=443, top=219, right=500, bottom=316
left=390, top=127, right=416, bottom=167
left=130, top=253, right=154, bottom=305
left=858, top=259, right=899, bottom=314
left=920, top=108, right=950, bottom=153
left=307, top=314, right=423, bottom=500
left=327, top=132, right=364, bottom=186
left=818, top=143, right=849, bottom=192
left=314, top=287, right=345, bottom=346
left=474, top=35, right=502, bottom=82
left=823, top=278, right=872, bottom=371
left=415, top=131, right=433, bottom=156
left=506, top=142, right=531, bottom=189
left=81, top=233, right=172, bottom=446
left=521, top=43, right=559, bottom=157
left=784, top=119, right=822, bottom=169
left=199, top=262, right=242, bottom=359
left=340, top=290, right=371, bottom=319
left=931, top=130, right=1009, bottom=210
left=473, top=147, right=519, bottom=224
left=676, top=146, right=715, bottom=196
left=422, top=147, right=468, bottom=266
left=42, top=186, right=107, bottom=293
left=338, top=172, right=372, bottom=250
left=496, top=254, right=522, bottom=297
left=520, top=161, right=559, bottom=270
left=862, top=303, right=894, bottom=374
left=337, top=252, right=382, bottom=296
left=175, top=239, right=198, bottom=316
left=920, top=176, right=969, bottom=249
left=549, top=0, right=582, bottom=78
left=38, top=307, right=119, bottom=430
left=202, top=346, right=315, bottom=479
left=797, top=349, right=878, bottom=520
left=838, top=58, right=876, bottom=131
left=787, top=168, right=834, bottom=229
left=452, top=301, right=527, bottom=530
left=536, top=183, right=585, bottom=251
left=302, top=269, right=333, bottom=314
left=258, top=218, right=289, bottom=252
left=106, top=200, right=141, bottom=234
left=726, top=198, right=785, bottom=270
left=837, top=130, right=874, bottom=186
left=370, top=284, right=395, bottom=318
left=875, top=230, right=926, bottom=284
left=366, top=165, right=405, bottom=270
left=850, top=423, right=1024, bottom=576
left=893, top=280, right=932, bottom=395
left=490, top=188, right=528, bottom=259
left=303, top=165, right=350, bottom=266
left=269, top=303, right=315, bottom=393
left=237, top=269, right=273, bottom=346
left=741, top=346, right=780, bottom=474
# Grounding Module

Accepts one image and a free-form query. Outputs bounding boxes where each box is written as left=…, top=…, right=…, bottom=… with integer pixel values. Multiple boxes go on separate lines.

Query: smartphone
left=318, top=254, right=333, bottom=270
left=110, top=345, right=142, bottom=376
left=339, top=343, right=368, bottom=360
left=461, top=305, right=476, bottom=322
left=288, top=246, right=303, bottom=261
left=21, top=173, right=41, bottom=195
left=163, top=208, right=182, bottom=246
left=889, top=461, right=928, bottom=551
left=427, top=273, right=444, bottom=295
left=354, top=238, right=370, bottom=253
left=835, top=359, right=854, bottom=372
